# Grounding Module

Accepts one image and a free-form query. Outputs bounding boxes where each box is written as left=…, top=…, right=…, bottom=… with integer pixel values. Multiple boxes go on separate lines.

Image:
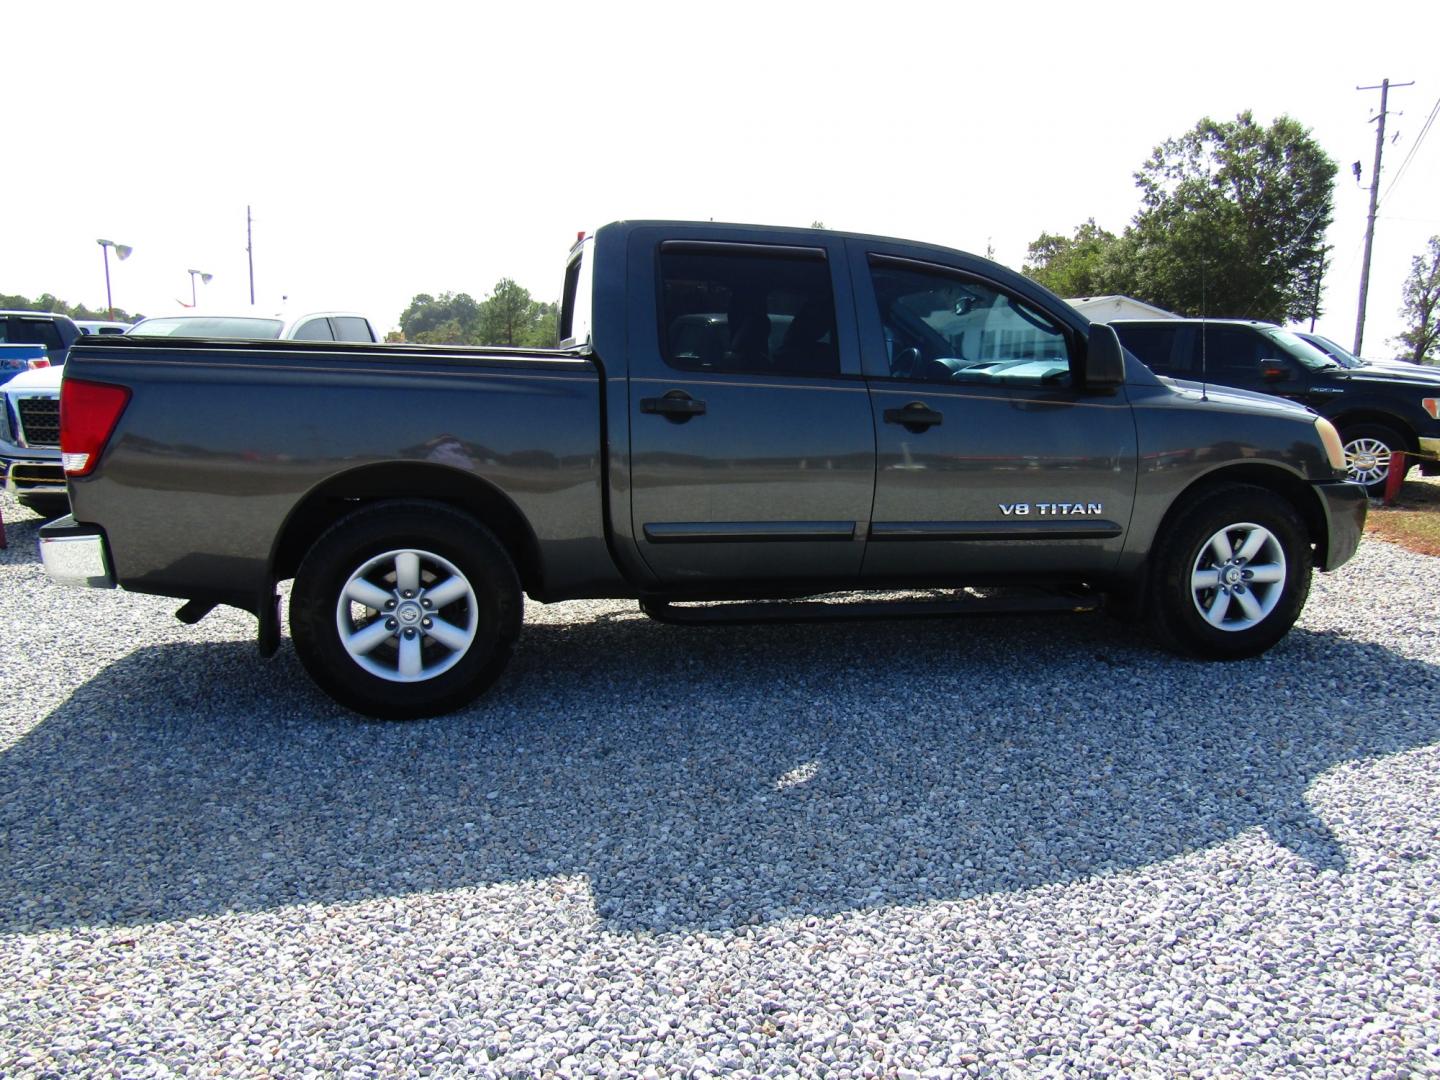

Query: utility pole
left=1354, top=78, right=1413, bottom=356
left=246, top=205, right=256, bottom=305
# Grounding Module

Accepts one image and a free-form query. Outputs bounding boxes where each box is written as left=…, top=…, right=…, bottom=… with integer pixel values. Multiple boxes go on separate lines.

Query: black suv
left=1112, top=319, right=1440, bottom=492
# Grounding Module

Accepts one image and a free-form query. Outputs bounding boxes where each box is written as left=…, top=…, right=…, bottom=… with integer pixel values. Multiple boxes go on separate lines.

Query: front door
left=626, top=236, right=875, bottom=588
left=850, top=247, right=1138, bottom=582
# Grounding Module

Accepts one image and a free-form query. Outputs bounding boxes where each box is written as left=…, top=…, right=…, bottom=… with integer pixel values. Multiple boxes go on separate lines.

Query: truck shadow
left=3, top=609, right=1437, bottom=934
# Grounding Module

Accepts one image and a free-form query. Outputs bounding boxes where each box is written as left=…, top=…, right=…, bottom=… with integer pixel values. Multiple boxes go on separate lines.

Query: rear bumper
left=1315, top=479, right=1367, bottom=572
left=39, top=516, right=115, bottom=589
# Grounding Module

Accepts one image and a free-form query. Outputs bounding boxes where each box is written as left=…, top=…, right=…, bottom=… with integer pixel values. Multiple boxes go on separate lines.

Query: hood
left=1, top=364, right=63, bottom=392
left=1333, top=363, right=1440, bottom=388
left=1160, top=376, right=1317, bottom=420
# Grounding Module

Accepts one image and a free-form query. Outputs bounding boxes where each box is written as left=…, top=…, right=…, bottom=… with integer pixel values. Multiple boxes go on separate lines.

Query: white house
left=1065, top=295, right=1178, bottom=323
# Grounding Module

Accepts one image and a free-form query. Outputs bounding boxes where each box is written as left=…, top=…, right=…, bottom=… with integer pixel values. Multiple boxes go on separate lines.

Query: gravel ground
left=1, top=489, right=1438, bottom=1078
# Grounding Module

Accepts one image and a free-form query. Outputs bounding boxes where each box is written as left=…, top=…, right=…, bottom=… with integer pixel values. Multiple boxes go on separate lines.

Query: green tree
left=1022, top=218, right=1120, bottom=297
left=398, top=292, right=482, bottom=343
left=477, top=278, right=532, bottom=346
left=1125, top=112, right=1336, bottom=321
left=523, top=302, right=558, bottom=348
left=0, top=292, right=138, bottom=322
left=1391, top=236, right=1440, bottom=365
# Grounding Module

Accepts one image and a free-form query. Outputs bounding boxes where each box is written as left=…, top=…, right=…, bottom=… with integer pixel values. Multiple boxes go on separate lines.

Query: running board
left=639, top=589, right=1103, bottom=626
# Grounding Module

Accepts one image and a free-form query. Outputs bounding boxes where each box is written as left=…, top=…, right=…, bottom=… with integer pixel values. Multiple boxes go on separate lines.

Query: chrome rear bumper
left=39, top=516, right=115, bottom=589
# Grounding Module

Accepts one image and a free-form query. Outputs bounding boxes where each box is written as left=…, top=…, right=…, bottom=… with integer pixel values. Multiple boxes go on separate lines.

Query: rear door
left=625, top=230, right=875, bottom=587
left=851, top=245, right=1137, bottom=581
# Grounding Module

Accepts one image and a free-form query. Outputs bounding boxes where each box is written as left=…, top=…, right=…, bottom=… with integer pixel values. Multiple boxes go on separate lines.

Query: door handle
left=641, top=390, right=706, bottom=421
left=883, top=402, right=943, bottom=433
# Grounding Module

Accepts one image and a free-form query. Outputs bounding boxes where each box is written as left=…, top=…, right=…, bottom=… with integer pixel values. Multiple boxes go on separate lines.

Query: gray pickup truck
left=40, top=221, right=1366, bottom=719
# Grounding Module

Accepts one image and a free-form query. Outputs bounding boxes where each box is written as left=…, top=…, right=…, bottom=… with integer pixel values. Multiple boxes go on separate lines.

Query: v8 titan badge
left=999, top=502, right=1104, bottom=516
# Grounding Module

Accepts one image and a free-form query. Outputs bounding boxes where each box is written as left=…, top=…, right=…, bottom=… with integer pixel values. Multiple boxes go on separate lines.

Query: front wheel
left=1340, top=423, right=1407, bottom=494
left=1147, top=484, right=1312, bottom=660
left=290, top=501, right=522, bottom=719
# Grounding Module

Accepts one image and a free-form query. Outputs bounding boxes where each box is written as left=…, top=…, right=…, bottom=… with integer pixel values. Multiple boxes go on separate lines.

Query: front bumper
left=39, top=515, right=115, bottom=589
left=1417, top=436, right=1440, bottom=460
left=1315, top=479, right=1368, bottom=572
left=3, top=457, right=66, bottom=494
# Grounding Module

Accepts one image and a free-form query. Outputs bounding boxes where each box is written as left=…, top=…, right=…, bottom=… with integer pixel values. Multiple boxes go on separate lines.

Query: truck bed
left=62, top=336, right=617, bottom=613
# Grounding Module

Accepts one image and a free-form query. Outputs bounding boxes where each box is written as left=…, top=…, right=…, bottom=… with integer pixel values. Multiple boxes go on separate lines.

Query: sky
left=7, top=1, right=1438, bottom=357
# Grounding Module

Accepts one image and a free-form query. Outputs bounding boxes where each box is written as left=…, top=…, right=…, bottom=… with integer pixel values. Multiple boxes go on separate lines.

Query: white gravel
left=2, top=489, right=1438, bottom=1077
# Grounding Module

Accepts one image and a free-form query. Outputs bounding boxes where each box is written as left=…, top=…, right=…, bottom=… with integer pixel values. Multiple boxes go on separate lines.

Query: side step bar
left=639, top=588, right=1103, bottom=627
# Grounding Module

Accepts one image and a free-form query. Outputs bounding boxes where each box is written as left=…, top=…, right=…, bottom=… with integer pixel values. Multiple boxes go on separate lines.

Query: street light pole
left=186, top=269, right=213, bottom=308
left=96, top=239, right=133, bottom=320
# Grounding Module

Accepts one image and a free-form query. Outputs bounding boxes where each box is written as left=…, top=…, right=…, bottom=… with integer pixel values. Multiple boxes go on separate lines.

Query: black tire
left=18, top=494, right=70, bottom=520
left=1147, top=484, right=1312, bottom=660
left=290, top=500, right=522, bottom=720
left=1339, top=422, right=1408, bottom=495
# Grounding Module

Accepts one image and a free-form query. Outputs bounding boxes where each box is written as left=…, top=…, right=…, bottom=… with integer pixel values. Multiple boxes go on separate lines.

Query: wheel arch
left=1149, top=464, right=1334, bottom=570
left=1328, top=409, right=1417, bottom=452
left=269, top=462, right=544, bottom=596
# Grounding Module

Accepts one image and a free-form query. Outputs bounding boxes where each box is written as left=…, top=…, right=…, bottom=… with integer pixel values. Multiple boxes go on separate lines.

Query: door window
left=658, top=246, right=839, bottom=377
left=868, top=262, right=1072, bottom=386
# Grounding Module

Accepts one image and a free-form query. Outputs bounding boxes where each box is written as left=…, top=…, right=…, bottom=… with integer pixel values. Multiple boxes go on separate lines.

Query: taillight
left=60, top=379, right=130, bottom=476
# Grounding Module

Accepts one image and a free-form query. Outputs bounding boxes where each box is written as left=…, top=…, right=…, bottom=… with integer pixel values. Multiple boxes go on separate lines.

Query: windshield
left=1264, top=329, right=1340, bottom=371
left=1304, top=334, right=1365, bottom=368
left=129, top=317, right=284, bottom=339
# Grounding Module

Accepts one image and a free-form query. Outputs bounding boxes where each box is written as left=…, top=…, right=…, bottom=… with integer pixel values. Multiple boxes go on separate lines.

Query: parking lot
left=2, top=490, right=1438, bottom=1076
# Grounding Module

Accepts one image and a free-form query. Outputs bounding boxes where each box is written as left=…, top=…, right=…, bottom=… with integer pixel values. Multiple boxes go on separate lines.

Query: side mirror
left=1259, top=359, right=1290, bottom=382
left=1084, top=323, right=1126, bottom=388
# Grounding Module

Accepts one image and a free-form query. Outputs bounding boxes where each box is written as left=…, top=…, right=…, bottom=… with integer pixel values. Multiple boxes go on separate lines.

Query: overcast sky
left=7, top=1, right=1438, bottom=356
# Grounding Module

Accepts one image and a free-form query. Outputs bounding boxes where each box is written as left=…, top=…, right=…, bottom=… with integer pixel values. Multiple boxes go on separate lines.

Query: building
left=1065, top=295, right=1178, bottom=323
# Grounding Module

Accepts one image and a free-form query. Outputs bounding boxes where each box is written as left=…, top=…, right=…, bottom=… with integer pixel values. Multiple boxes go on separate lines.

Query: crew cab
left=0, top=310, right=81, bottom=367
left=40, top=221, right=1366, bottom=719
left=1111, top=318, right=1440, bottom=492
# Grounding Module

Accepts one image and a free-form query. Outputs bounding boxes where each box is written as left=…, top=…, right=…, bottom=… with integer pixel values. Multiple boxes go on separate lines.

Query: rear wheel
left=1148, top=484, right=1311, bottom=659
left=290, top=501, right=522, bottom=719
left=1339, top=422, right=1407, bottom=494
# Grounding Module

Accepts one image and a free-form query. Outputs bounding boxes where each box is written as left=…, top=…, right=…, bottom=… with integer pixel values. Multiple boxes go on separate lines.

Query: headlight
left=1422, top=397, right=1439, bottom=420
left=0, top=396, right=11, bottom=443
left=1315, top=417, right=1346, bottom=472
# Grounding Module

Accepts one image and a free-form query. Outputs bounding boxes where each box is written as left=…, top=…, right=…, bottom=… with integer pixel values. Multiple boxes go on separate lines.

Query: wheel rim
left=335, top=547, right=479, bottom=683
left=1189, top=522, right=1287, bottom=632
left=1343, top=436, right=1392, bottom=487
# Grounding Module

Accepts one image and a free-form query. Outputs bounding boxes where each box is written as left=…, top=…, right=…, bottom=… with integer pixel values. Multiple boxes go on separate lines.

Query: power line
left=1381, top=92, right=1440, bottom=205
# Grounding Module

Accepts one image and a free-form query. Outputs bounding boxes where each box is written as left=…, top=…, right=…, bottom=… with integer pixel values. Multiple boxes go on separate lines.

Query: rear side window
left=333, top=316, right=374, bottom=342
left=292, top=318, right=335, bottom=341
left=658, top=244, right=839, bottom=377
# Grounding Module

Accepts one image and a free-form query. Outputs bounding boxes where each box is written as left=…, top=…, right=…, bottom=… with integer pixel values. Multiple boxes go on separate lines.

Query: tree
left=477, top=278, right=533, bottom=346
left=1392, top=236, right=1440, bottom=365
left=1021, top=112, right=1336, bottom=321
left=477, top=279, right=559, bottom=347
left=0, top=292, right=138, bottom=323
left=398, top=292, right=482, bottom=343
left=1125, top=112, right=1336, bottom=321
left=1022, top=219, right=1120, bottom=297
left=396, top=282, right=557, bottom=347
